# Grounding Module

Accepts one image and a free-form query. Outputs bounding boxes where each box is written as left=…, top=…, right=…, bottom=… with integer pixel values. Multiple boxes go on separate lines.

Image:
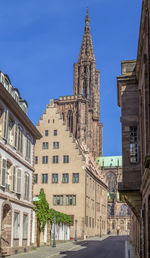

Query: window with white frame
left=12, top=166, right=16, bottom=192
left=1, top=159, right=6, bottom=187
left=23, top=214, right=28, bottom=239
left=17, top=126, right=23, bottom=153
left=7, top=117, right=14, bottom=145
left=13, top=212, right=20, bottom=239
left=3, top=111, right=8, bottom=139
left=16, top=168, right=21, bottom=194
left=24, top=173, right=29, bottom=200
left=0, top=107, right=4, bottom=138
left=26, top=136, right=31, bottom=160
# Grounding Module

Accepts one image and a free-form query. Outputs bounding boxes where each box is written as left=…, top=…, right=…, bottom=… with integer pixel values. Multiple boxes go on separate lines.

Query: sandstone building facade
left=34, top=103, right=107, bottom=241
left=0, top=71, right=41, bottom=256
left=34, top=10, right=107, bottom=242
left=117, top=0, right=150, bottom=257
left=97, top=156, right=130, bottom=236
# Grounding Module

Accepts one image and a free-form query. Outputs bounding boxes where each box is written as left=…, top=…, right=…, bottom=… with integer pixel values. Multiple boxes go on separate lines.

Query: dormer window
left=14, top=92, right=19, bottom=103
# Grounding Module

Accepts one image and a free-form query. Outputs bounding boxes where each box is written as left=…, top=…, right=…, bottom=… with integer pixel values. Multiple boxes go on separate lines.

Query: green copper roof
left=96, top=156, right=122, bottom=168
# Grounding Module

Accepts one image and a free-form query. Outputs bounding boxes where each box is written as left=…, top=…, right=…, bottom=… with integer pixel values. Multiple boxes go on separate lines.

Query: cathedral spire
left=78, top=9, right=95, bottom=63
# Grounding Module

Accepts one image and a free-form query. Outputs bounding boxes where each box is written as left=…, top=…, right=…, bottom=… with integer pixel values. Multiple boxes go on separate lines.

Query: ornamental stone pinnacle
left=78, top=9, right=95, bottom=63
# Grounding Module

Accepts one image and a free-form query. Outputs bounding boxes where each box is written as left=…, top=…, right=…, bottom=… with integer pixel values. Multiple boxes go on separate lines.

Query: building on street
left=117, top=0, right=150, bottom=257
left=33, top=10, right=108, bottom=244
left=97, top=156, right=130, bottom=235
left=0, top=71, right=41, bottom=256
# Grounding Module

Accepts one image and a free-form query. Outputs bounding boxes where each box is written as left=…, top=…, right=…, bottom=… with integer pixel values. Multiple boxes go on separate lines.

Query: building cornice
left=0, top=192, right=33, bottom=209
left=0, top=83, right=42, bottom=140
left=0, top=141, right=34, bottom=172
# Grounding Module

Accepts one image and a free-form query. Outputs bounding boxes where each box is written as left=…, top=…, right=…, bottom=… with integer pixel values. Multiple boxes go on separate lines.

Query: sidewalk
left=9, top=235, right=109, bottom=258
left=125, top=240, right=136, bottom=258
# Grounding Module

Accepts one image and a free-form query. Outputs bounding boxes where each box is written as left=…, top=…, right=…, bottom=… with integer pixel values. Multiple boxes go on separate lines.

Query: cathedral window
left=119, top=204, right=130, bottom=216
left=106, top=172, right=116, bottom=193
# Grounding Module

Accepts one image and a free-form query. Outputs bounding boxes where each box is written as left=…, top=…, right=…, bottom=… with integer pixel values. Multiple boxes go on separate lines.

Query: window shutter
left=17, top=169, right=21, bottom=193
left=27, top=175, right=30, bottom=200
left=14, top=124, right=18, bottom=148
left=12, top=166, right=16, bottom=192
left=3, top=111, right=8, bottom=139
left=2, top=159, right=6, bottom=186
left=0, top=156, right=1, bottom=185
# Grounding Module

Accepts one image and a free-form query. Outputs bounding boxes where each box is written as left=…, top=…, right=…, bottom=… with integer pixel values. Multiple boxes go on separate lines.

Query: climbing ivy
left=34, top=189, right=72, bottom=231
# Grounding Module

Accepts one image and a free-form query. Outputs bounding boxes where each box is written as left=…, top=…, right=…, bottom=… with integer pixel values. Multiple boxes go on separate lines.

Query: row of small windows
left=45, top=130, right=57, bottom=136
left=0, top=109, right=31, bottom=160
left=34, top=173, right=79, bottom=184
left=42, top=142, right=59, bottom=149
left=0, top=157, right=30, bottom=200
left=53, top=195, right=76, bottom=206
left=35, top=155, right=69, bottom=164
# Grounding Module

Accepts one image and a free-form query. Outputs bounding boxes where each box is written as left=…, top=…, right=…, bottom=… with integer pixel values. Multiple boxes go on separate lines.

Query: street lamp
left=100, top=216, right=102, bottom=238
left=52, top=217, right=56, bottom=247
left=75, top=219, right=77, bottom=241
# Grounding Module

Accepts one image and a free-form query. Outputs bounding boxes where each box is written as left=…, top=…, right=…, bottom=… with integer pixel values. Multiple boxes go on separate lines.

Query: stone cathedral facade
left=54, top=10, right=103, bottom=158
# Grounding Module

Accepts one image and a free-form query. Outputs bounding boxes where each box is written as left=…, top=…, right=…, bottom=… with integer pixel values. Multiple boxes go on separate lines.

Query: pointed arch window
left=68, top=110, right=73, bottom=133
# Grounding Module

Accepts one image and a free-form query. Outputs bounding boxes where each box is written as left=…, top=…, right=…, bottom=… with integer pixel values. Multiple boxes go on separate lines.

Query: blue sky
left=0, top=0, right=142, bottom=156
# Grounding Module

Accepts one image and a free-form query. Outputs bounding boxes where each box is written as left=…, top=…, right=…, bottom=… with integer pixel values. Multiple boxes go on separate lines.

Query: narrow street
left=10, top=236, right=130, bottom=258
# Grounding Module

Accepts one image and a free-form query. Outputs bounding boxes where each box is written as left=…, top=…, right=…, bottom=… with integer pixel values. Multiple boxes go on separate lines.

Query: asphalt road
left=59, top=236, right=128, bottom=258
left=10, top=236, right=129, bottom=258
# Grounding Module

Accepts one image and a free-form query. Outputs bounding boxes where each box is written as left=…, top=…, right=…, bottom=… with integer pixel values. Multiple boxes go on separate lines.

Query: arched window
left=67, top=110, right=73, bottom=133
left=106, top=172, right=116, bottom=193
left=108, top=204, right=114, bottom=216
left=119, top=204, right=130, bottom=216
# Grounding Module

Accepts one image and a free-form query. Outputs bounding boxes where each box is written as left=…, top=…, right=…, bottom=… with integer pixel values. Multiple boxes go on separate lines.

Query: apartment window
left=35, top=156, right=38, bottom=164
left=34, top=174, right=38, bottom=184
left=42, top=174, right=48, bottom=183
left=8, top=117, right=14, bottom=145
left=48, top=120, right=50, bottom=123
left=23, top=214, right=28, bottom=239
left=42, top=156, right=48, bottom=164
left=18, top=126, right=23, bottom=153
left=12, top=166, right=16, bottom=191
left=24, top=173, right=29, bottom=200
left=13, top=212, right=19, bottom=238
left=66, top=195, right=76, bottom=206
left=43, top=142, right=49, bottom=149
left=73, top=173, right=79, bottom=183
left=92, top=218, right=94, bottom=228
left=53, top=130, right=57, bottom=136
left=26, top=136, right=31, bottom=160
left=62, top=173, right=69, bottom=183
left=53, top=195, right=63, bottom=205
left=3, top=111, right=8, bottom=139
left=130, top=127, right=138, bottom=163
left=53, top=142, right=59, bottom=149
left=53, top=119, right=55, bottom=123
left=89, top=217, right=91, bottom=228
left=52, top=174, right=58, bottom=183
left=63, top=155, right=69, bottom=163
left=53, top=155, right=59, bottom=164
left=45, top=130, right=49, bottom=136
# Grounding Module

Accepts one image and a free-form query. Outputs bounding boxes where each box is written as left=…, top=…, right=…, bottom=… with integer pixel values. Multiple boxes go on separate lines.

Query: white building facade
left=0, top=72, right=41, bottom=256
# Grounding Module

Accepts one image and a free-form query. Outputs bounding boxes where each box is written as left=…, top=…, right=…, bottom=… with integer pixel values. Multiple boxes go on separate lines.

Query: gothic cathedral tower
left=55, top=10, right=103, bottom=157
